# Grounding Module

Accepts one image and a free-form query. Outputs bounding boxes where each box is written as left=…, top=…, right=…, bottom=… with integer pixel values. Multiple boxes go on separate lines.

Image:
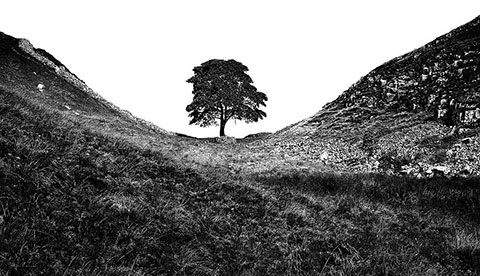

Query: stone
left=459, top=164, right=473, bottom=175
left=319, top=152, right=328, bottom=161
left=431, top=165, right=450, bottom=176
left=437, top=109, right=447, bottom=119
left=461, top=137, right=472, bottom=144
left=386, top=92, right=395, bottom=102
left=463, top=110, right=476, bottom=123
left=400, top=167, right=416, bottom=175
left=458, top=128, right=469, bottom=134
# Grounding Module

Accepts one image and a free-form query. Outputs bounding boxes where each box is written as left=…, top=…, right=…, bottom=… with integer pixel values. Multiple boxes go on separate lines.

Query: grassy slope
left=1, top=86, right=480, bottom=275
left=1, top=32, right=480, bottom=275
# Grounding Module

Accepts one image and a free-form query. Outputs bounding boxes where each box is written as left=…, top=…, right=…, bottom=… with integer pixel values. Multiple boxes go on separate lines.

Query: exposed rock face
left=324, top=15, right=480, bottom=128
left=269, top=15, right=480, bottom=177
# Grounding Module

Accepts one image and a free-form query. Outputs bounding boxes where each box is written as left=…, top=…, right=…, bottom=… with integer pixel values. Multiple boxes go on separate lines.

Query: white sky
left=2, top=1, right=480, bottom=137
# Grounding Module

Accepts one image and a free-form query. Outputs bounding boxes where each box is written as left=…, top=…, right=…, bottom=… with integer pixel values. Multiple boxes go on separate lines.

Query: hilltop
left=1, top=16, right=480, bottom=276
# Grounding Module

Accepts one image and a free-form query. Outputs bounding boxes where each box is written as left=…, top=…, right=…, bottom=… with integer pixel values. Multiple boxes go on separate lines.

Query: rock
left=386, top=92, right=395, bottom=102
left=458, top=128, right=469, bottom=134
left=37, top=83, right=44, bottom=92
left=437, top=109, right=447, bottom=119
left=400, top=167, right=416, bottom=175
left=461, top=137, right=473, bottom=144
left=459, top=164, right=473, bottom=176
left=446, top=126, right=457, bottom=135
left=431, top=165, right=450, bottom=176
left=320, top=16, right=480, bottom=131
left=319, top=151, right=328, bottom=161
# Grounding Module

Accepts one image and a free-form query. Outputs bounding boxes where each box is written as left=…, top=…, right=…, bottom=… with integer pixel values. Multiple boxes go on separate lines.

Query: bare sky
left=2, top=1, right=480, bottom=137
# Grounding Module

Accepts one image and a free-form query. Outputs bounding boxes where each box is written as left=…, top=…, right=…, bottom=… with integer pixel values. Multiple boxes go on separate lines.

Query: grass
left=3, top=29, right=480, bottom=275
left=1, top=86, right=480, bottom=275
left=253, top=171, right=480, bottom=274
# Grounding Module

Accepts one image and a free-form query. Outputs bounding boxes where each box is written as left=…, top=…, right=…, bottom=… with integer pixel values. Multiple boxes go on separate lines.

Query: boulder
left=431, top=165, right=450, bottom=176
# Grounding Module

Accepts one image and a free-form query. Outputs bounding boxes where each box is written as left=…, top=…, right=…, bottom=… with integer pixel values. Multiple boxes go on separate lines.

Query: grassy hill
left=1, top=20, right=480, bottom=276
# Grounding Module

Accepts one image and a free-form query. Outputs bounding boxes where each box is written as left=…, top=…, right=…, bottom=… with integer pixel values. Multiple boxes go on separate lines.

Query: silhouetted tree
left=186, top=59, right=267, bottom=136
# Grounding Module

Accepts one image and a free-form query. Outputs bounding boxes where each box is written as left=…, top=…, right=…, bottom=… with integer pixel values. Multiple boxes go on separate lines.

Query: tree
left=186, top=59, right=267, bottom=136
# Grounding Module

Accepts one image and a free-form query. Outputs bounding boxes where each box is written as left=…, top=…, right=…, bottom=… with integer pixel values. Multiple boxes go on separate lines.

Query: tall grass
left=1, top=88, right=479, bottom=275
left=253, top=170, right=480, bottom=274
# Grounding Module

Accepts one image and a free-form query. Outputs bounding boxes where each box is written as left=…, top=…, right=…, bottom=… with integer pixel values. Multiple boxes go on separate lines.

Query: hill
left=268, top=15, right=480, bottom=178
left=1, top=19, right=480, bottom=276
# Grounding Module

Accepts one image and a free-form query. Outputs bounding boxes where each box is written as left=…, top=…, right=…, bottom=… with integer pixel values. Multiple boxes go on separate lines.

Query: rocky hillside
left=268, top=15, right=480, bottom=177
left=324, top=15, right=480, bottom=127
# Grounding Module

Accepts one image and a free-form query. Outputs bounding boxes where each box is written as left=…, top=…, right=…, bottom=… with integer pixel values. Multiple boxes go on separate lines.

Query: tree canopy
left=186, top=59, right=267, bottom=136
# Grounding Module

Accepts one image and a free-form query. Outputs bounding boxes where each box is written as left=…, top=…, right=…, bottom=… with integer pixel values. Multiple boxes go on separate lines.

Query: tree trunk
left=220, top=119, right=226, bottom=136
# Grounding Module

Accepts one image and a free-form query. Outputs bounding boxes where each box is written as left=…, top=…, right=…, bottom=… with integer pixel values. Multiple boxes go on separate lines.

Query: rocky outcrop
left=324, top=16, right=480, bottom=129
left=266, top=15, right=480, bottom=177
